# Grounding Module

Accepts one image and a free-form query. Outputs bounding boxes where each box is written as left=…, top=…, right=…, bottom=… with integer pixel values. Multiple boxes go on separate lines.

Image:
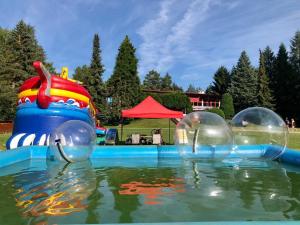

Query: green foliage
left=186, top=84, right=203, bottom=93
left=256, top=50, right=274, bottom=109
left=263, top=46, right=276, bottom=88
left=229, top=51, right=257, bottom=113
left=205, top=84, right=214, bottom=94
left=0, top=21, right=54, bottom=121
left=161, top=73, right=172, bottom=90
left=273, top=44, right=295, bottom=118
left=107, top=36, right=141, bottom=120
left=90, top=34, right=105, bottom=83
left=289, top=31, right=300, bottom=74
left=7, top=20, right=46, bottom=76
left=211, top=66, right=230, bottom=96
left=220, top=93, right=234, bottom=119
left=146, top=92, right=192, bottom=113
left=143, top=70, right=161, bottom=89
left=206, top=108, right=225, bottom=119
left=73, top=65, right=91, bottom=82
left=73, top=34, right=106, bottom=111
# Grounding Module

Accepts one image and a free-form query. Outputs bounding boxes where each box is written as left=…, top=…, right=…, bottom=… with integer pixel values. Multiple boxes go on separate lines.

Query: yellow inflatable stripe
left=18, top=88, right=90, bottom=104
left=18, top=89, right=38, bottom=98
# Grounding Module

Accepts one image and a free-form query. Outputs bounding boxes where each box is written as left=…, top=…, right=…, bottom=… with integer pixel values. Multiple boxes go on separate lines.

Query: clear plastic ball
left=48, top=120, right=96, bottom=162
left=175, top=111, right=233, bottom=159
left=231, top=107, right=288, bottom=160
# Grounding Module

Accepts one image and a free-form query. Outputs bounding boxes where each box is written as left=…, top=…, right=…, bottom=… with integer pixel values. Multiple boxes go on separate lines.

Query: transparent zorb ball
left=231, top=107, right=288, bottom=160
left=175, top=112, right=233, bottom=159
left=48, top=120, right=96, bottom=162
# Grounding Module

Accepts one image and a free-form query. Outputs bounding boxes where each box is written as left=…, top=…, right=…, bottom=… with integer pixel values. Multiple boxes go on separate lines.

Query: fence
left=0, top=122, right=13, bottom=133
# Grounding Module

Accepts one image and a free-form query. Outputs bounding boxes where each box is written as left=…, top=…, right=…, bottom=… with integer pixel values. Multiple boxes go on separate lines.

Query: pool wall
left=0, top=145, right=299, bottom=168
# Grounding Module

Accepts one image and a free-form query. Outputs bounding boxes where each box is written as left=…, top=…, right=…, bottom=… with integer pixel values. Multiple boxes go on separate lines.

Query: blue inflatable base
left=0, top=145, right=299, bottom=168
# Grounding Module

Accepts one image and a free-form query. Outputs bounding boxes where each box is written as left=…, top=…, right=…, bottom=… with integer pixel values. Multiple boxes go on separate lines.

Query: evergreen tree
left=171, top=83, right=183, bottom=92
left=187, top=84, right=197, bottom=92
left=205, top=84, right=214, bottom=94
left=220, top=93, right=234, bottom=119
left=90, top=34, right=105, bottom=83
left=161, top=73, right=172, bottom=90
left=256, top=50, right=274, bottom=109
left=107, top=35, right=141, bottom=119
left=263, top=46, right=276, bottom=91
left=88, top=34, right=106, bottom=109
left=289, top=31, right=300, bottom=74
left=143, top=70, right=161, bottom=90
left=273, top=43, right=294, bottom=118
left=229, top=51, right=257, bottom=112
left=7, top=20, right=46, bottom=77
left=73, top=65, right=91, bottom=83
left=0, top=27, right=26, bottom=120
left=289, top=31, right=300, bottom=122
left=211, top=66, right=230, bottom=96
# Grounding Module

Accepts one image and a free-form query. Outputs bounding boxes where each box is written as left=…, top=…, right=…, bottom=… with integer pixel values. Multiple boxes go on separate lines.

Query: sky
left=0, top=0, right=300, bottom=90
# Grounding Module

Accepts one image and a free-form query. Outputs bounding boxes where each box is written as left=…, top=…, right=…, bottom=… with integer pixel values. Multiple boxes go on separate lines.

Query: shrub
left=221, top=93, right=235, bottom=119
left=206, top=108, right=225, bottom=118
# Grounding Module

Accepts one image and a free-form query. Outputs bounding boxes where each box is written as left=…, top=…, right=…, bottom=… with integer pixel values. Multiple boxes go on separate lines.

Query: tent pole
left=169, top=119, right=170, bottom=144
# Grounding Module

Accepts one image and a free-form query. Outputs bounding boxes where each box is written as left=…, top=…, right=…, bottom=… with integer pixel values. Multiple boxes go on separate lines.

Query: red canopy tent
left=122, top=96, right=183, bottom=119
left=121, top=96, right=184, bottom=143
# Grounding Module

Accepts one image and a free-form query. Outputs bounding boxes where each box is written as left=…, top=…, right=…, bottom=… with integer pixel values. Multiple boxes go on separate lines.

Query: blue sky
left=0, top=0, right=300, bottom=90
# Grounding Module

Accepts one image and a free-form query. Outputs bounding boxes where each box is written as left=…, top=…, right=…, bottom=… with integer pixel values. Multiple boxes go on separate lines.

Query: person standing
left=291, top=118, right=295, bottom=129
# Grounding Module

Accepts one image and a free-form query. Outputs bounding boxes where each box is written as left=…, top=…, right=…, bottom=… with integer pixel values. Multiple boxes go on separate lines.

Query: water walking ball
left=48, top=120, right=96, bottom=162
left=231, top=107, right=288, bottom=160
left=175, top=111, right=233, bottom=159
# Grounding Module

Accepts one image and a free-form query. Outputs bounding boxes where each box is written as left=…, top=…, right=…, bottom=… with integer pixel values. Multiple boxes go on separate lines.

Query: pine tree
left=274, top=44, right=294, bottom=118
left=289, top=31, right=300, bottom=74
left=0, top=28, right=26, bottom=120
left=187, top=84, right=197, bottom=92
left=220, top=93, right=234, bottom=119
left=256, top=50, right=274, bottom=109
left=172, top=83, right=183, bottom=92
left=7, top=20, right=46, bottom=77
left=161, top=73, right=172, bottom=90
left=289, top=31, right=300, bottom=123
left=211, top=66, right=230, bottom=96
left=90, top=34, right=105, bottom=83
left=85, top=34, right=106, bottom=109
left=73, top=65, right=91, bottom=83
left=263, top=46, right=276, bottom=92
left=107, top=35, right=141, bottom=119
left=229, top=51, right=257, bottom=112
left=143, top=70, right=161, bottom=90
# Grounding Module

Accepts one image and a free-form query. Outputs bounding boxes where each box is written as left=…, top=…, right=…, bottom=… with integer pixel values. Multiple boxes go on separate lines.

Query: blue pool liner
left=0, top=144, right=299, bottom=168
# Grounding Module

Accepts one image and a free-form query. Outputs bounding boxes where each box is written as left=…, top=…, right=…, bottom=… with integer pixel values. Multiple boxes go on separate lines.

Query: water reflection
left=2, top=158, right=300, bottom=223
left=185, top=159, right=293, bottom=220
left=14, top=161, right=96, bottom=223
left=105, top=167, right=181, bottom=223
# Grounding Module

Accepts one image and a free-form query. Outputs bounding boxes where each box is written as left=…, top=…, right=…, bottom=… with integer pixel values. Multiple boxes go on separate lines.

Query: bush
left=206, top=108, right=225, bottom=118
left=221, top=93, right=235, bottom=119
left=146, top=92, right=192, bottom=113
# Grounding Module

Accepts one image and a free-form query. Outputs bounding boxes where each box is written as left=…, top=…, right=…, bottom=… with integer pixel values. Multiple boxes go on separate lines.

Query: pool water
left=0, top=158, right=300, bottom=224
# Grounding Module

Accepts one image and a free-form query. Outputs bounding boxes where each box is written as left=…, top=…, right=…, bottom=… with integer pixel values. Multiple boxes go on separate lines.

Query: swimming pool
left=0, top=145, right=300, bottom=225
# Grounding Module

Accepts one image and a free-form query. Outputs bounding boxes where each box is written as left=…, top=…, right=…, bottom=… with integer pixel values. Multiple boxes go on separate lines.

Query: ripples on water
left=0, top=158, right=300, bottom=224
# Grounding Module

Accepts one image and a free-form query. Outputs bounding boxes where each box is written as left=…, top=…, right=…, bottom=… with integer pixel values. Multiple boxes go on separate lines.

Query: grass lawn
left=0, top=133, right=10, bottom=150
left=1, top=119, right=300, bottom=150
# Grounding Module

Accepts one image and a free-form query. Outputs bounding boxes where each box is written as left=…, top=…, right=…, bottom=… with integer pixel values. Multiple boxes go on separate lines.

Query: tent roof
left=121, top=96, right=183, bottom=119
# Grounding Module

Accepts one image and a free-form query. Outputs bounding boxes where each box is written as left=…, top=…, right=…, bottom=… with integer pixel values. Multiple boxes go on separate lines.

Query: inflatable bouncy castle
left=6, top=61, right=97, bottom=149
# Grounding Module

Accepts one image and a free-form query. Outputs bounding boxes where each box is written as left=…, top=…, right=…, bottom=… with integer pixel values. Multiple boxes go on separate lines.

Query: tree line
left=207, top=31, right=300, bottom=122
left=0, top=20, right=190, bottom=123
